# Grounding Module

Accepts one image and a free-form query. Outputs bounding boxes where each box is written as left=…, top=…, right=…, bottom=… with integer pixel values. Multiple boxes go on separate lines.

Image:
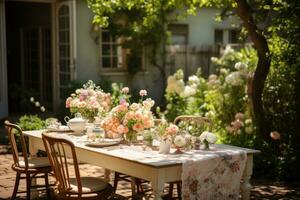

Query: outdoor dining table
left=24, top=130, right=260, bottom=200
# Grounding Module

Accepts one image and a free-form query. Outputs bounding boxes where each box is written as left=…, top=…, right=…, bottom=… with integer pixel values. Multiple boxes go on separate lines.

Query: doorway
left=5, top=1, right=52, bottom=113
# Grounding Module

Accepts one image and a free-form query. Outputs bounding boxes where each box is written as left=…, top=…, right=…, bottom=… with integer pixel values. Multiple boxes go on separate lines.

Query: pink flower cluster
left=65, top=81, right=111, bottom=120
left=165, top=123, right=179, bottom=136
left=101, top=89, right=155, bottom=137
left=226, top=112, right=253, bottom=135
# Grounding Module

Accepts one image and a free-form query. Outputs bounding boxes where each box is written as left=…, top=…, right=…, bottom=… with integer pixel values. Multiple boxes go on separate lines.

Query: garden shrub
left=17, top=115, right=46, bottom=131
left=159, top=45, right=299, bottom=181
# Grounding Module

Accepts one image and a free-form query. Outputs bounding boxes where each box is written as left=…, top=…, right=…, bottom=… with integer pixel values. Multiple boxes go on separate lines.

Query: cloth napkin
left=182, top=149, right=247, bottom=200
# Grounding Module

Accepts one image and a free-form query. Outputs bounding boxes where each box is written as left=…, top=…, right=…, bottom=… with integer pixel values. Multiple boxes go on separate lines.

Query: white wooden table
left=24, top=130, right=260, bottom=200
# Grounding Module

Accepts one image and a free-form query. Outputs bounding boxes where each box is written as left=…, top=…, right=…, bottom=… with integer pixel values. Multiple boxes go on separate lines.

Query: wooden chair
left=167, top=115, right=212, bottom=200
left=42, top=132, right=113, bottom=199
left=4, top=120, right=52, bottom=200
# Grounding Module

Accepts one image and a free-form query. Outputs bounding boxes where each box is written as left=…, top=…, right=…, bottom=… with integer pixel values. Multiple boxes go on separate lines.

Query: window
left=58, top=5, right=71, bottom=97
left=100, top=29, right=126, bottom=71
left=228, top=29, right=239, bottom=43
left=168, top=24, right=189, bottom=45
left=214, top=29, right=240, bottom=44
left=214, top=29, right=223, bottom=44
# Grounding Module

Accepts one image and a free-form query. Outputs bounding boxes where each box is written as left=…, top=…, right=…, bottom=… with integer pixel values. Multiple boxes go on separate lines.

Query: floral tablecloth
left=182, top=149, right=247, bottom=200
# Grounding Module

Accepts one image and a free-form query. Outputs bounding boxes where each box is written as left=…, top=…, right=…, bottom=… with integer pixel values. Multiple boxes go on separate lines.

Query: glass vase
left=125, top=130, right=138, bottom=145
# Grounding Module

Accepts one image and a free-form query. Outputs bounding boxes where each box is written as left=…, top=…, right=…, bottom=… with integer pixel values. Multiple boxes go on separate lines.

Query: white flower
left=245, top=119, right=252, bottom=125
left=208, top=74, right=217, bottom=81
left=245, top=127, right=253, bottom=134
left=199, top=131, right=217, bottom=144
left=35, top=101, right=40, bottom=107
left=143, top=98, right=155, bottom=110
left=220, top=68, right=229, bottom=74
left=234, top=62, right=248, bottom=71
left=225, top=72, right=243, bottom=86
left=166, top=75, right=185, bottom=95
left=180, top=85, right=197, bottom=98
left=211, top=57, right=218, bottom=62
left=130, top=103, right=140, bottom=111
left=188, top=75, right=200, bottom=85
left=174, top=135, right=186, bottom=147
left=30, top=97, right=35, bottom=102
left=174, top=69, right=184, bottom=80
left=223, top=45, right=234, bottom=55
left=40, top=106, right=46, bottom=112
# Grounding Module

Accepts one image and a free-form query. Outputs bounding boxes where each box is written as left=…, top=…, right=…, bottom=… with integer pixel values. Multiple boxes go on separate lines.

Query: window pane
left=215, top=30, right=223, bottom=44
left=171, top=35, right=187, bottom=45
left=229, top=30, right=239, bottom=43
left=112, top=57, right=118, bottom=68
left=102, top=57, right=111, bottom=68
left=102, top=31, right=110, bottom=42
left=102, top=44, right=110, bottom=55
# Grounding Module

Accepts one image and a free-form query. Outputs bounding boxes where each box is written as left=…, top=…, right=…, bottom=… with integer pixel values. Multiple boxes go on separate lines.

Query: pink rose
left=65, top=97, right=72, bottom=108
left=166, top=124, right=179, bottom=135
left=133, top=123, right=143, bottom=132
left=270, top=131, right=281, bottom=140
left=121, top=87, right=129, bottom=94
left=117, top=125, right=125, bottom=134
left=139, top=89, right=147, bottom=97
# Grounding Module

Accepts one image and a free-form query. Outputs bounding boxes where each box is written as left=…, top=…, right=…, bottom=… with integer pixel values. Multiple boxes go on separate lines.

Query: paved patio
left=1, top=144, right=300, bottom=200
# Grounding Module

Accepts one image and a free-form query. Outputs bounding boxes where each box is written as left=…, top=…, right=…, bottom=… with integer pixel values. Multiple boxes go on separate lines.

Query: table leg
left=28, top=137, right=39, bottom=156
left=130, top=177, right=136, bottom=196
left=241, top=155, right=253, bottom=200
left=151, top=171, right=165, bottom=200
left=104, top=169, right=111, bottom=182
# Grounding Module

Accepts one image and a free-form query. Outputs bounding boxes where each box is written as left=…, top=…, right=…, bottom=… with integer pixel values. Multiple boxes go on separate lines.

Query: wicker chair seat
left=69, top=177, right=109, bottom=193
left=18, top=157, right=51, bottom=168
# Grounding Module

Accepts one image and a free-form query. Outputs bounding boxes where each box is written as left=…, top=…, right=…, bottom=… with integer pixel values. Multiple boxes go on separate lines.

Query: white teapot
left=64, top=113, right=86, bottom=135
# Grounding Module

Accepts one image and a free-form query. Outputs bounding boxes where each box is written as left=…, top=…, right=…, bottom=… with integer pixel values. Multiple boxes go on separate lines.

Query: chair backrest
left=42, top=132, right=83, bottom=194
left=4, top=120, right=29, bottom=169
left=174, top=115, right=212, bottom=132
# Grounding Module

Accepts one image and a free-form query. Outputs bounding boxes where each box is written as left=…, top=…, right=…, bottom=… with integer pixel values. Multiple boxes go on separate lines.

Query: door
left=55, top=0, right=76, bottom=100
left=0, top=0, right=8, bottom=119
left=20, top=27, right=52, bottom=105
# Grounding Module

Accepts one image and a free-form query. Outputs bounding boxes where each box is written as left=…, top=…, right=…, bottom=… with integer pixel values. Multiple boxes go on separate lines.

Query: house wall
left=184, top=8, right=240, bottom=46
left=74, top=1, right=239, bottom=103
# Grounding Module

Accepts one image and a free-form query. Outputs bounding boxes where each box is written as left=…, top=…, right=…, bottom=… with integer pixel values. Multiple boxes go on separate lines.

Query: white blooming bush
left=159, top=45, right=258, bottom=147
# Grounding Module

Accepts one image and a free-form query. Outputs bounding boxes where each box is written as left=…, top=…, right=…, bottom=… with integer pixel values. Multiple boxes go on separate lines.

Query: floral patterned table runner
left=182, top=149, right=247, bottom=200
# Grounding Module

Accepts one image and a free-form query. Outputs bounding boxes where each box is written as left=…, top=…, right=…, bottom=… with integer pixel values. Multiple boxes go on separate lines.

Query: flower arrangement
left=199, top=131, right=217, bottom=150
left=101, top=87, right=155, bottom=142
left=65, top=80, right=111, bottom=122
left=154, top=120, right=179, bottom=141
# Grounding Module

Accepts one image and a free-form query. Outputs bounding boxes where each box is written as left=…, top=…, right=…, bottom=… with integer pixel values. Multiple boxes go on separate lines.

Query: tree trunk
left=235, top=0, right=271, bottom=140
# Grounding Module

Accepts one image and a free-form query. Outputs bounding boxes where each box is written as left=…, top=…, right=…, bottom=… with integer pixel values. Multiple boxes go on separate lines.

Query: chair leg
left=26, top=173, right=31, bottom=200
left=113, top=172, right=120, bottom=193
left=44, top=172, right=50, bottom=198
left=176, top=182, right=182, bottom=200
left=168, top=183, right=174, bottom=198
left=11, top=172, right=20, bottom=200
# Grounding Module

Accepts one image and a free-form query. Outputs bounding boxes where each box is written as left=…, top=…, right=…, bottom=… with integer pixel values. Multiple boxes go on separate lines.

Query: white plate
left=86, top=140, right=121, bottom=147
